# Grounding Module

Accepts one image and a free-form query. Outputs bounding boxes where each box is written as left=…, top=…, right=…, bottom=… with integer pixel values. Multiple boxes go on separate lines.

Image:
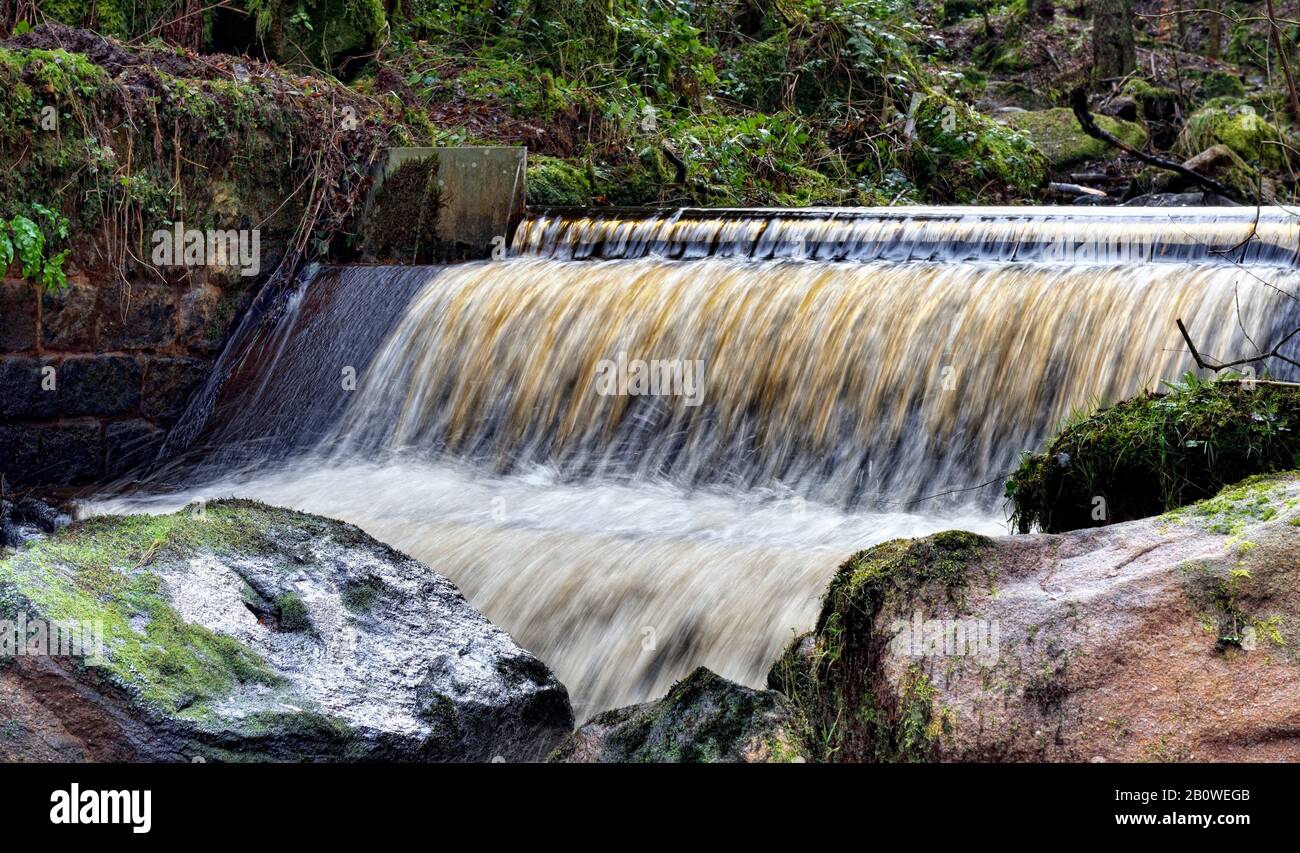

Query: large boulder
left=999, top=107, right=1147, bottom=169
left=1176, top=104, right=1294, bottom=172
left=769, top=473, right=1300, bottom=762
left=549, top=667, right=810, bottom=763
left=0, top=499, right=573, bottom=762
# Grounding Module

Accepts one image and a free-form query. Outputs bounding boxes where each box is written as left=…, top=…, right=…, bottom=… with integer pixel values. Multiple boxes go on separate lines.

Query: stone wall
left=0, top=265, right=247, bottom=488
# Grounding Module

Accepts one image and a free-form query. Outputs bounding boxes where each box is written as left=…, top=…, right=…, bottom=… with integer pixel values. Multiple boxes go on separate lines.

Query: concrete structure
left=360, top=146, right=527, bottom=262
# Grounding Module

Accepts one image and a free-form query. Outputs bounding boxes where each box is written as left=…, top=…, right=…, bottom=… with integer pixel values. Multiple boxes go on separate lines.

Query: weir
left=88, top=206, right=1300, bottom=719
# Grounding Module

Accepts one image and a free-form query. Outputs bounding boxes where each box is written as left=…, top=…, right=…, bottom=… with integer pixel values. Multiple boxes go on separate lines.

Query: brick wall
left=0, top=266, right=249, bottom=487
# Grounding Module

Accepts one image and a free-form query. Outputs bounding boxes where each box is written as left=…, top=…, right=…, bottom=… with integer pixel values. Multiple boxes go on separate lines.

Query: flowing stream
left=87, top=206, right=1299, bottom=718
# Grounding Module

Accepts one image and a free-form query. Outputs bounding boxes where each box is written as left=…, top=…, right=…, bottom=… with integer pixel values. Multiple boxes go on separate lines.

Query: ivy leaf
left=8, top=215, right=44, bottom=279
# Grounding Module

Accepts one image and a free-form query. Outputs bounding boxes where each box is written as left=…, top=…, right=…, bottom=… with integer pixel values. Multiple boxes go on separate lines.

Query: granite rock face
left=0, top=500, right=573, bottom=762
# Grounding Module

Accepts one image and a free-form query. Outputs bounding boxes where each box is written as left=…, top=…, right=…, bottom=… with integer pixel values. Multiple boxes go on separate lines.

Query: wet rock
left=41, top=278, right=99, bottom=350
left=1122, top=191, right=1238, bottom=207
left=0, top=356, right=57, bottom=419
left=549, top=667, right=809, bottom=763
left=99, top=280, right=178, bottom=349
left=57, top=355, right=142, bottom=417
left=0, top=423, right=101, bottom=486
left=1100, top=95, right=1138, bottom=122
left=0, top=280, right=36, bottom=351
left=178, top=284, right=234, bottom=355
left=141, top=357, right=209, bottom=424
left=0, top=500, right=573, bottom=761
left=770, top=474, right=1300, bottom=762
left=104, top=419, right=164, bottom=478
left=1, top=495, right=71, bottom=548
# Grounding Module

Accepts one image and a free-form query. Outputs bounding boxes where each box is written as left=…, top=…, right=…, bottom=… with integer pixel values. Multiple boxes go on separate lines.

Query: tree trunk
left=1092, top=0, right=1136, bottom=81
left=1206, top=0, right=1223, bottom=60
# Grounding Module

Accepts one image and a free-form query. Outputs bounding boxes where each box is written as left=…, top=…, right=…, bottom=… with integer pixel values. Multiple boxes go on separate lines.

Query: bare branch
left=1069, top=87, right=1240, bottom=201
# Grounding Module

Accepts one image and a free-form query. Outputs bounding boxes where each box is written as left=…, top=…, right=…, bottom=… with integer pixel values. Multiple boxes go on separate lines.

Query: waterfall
left=88, top=206, right=1300, bottom=718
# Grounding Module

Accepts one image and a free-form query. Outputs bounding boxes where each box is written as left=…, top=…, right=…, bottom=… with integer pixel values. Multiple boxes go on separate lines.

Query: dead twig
left=1177, top=317, right=1300, bottom=372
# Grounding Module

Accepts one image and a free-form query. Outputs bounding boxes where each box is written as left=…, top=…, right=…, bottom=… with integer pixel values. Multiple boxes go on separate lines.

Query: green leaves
left=0, top=205, right=71, bottom=292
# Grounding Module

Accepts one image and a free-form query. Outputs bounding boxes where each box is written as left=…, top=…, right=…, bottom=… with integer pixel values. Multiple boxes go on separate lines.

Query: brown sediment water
left=88, top=206, right=1300, bottom=717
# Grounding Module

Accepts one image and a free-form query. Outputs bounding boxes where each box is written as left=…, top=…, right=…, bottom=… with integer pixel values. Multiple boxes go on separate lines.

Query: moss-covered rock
left=767, top=531, right=993, bottom=762
left=548, top=666, right=810, bottom=763
left=1000, top=107, right=1148, bottom=169
left=911, top=94, right=1048, bottom=201
left=1176, top=104, right=1294, bottom=172
left=1007, top=376, right=1300, bottom=534
left=1197, top=70, right=1246, bottom=103
left=0, top=24, right=398, bottom=282
left=766, top=475, right=1300, bottom=762
left=0, top=499, right=573, bottom=761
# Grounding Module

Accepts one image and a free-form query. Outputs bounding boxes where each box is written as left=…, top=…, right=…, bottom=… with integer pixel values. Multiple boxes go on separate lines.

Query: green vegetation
left=0, top=37, right=396, bottom=283
left=548, top=666, right=810, bottom=763
left=1002, top=108, right=1146, bottom=169
left=274, top=593, right=311, bottom=631
left=1007, top=375, right=1300, bottom=534
left=1176, top=103, right=1295, bottom=172
left=0, top=203, right=69, bottom=291
left=768, top=530, right=991, bottom=762
left=24, top=0, right=1067, bottom=208
left=340, top=575, right=384, bottom=612
left=15, top=0, right=1300, bottom=213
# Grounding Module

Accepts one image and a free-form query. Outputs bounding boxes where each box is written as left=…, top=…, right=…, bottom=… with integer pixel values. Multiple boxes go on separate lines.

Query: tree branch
left=1177, top=318, right=1300, bottom=372
left=1069, top=87, right=1239, bottom=201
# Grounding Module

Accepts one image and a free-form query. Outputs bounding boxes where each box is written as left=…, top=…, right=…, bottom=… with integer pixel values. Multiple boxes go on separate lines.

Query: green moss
left=911, top=94, right=1047, bottom=200
left=340, top=575, right=384, bottom=612
left=526, top=155, right=592, bottom=206
left=1008, top=376, right=1300, bottom=534
left=1197, top=70, right=1246, bottom=103
left=0, top=499, right=388, bottom=713
left=1002, top=107, right=1147, bottom=169
left=769, top=530, right=991, bottom=762
left=273, top=593, right=311, bottom=632
left=0, top=507, right=282, bottom=714
left=549, top=667, right=810, bottom=763
left=0, top=40, right=390, bottom=278
left=1164, top=475, right=1286, bottom=537
left=1176, top=104, right=1294, bottom=172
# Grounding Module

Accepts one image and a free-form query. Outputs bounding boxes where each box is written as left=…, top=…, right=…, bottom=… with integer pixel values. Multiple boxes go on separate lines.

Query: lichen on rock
left=0, top=499, right=573, bottom=762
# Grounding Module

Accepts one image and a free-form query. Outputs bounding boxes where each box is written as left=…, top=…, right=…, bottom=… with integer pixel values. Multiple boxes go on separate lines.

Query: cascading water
left=88, top=206, right=1299, bottom=719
